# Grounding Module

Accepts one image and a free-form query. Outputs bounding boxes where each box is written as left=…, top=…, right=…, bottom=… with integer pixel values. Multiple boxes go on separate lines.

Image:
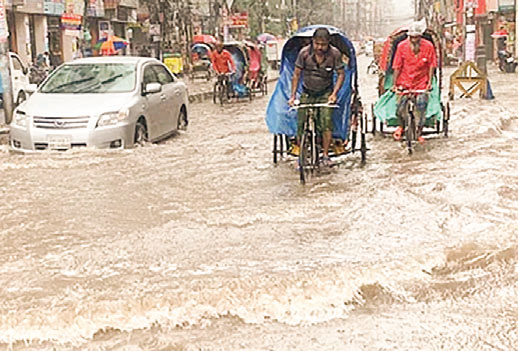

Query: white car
left=10, top=56, right=189, bottom=151
left=0, top=52, right=31, bottom=107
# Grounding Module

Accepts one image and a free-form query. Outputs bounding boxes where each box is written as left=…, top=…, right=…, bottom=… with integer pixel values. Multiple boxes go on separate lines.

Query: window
left=143, top=66, right=158, bottom=85
left=152, top=65, right=174, bottom=85
left=40, top=63, right=137, bottom=93
left=11, top=56, right=23, bottom=72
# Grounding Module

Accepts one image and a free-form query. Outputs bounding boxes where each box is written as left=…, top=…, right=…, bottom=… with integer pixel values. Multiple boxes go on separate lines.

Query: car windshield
left=40, top=63, right=137, bottom=94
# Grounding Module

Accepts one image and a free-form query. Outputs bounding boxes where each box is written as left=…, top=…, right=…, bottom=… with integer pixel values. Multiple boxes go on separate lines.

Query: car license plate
left=47, top=135, right=71, bottom=150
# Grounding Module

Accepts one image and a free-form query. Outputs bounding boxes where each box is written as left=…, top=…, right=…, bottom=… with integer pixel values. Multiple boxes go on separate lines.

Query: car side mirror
left=143, top=82, right=161, bottom=95
left=23, top=67, right=28, bottom=75
left=25, top=84, right=37, bottom=94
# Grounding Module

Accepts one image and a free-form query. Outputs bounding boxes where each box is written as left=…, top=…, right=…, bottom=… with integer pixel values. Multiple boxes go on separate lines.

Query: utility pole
left=515, top=1, right=518, bottom=57
left=0, top=0, right=13, bottom=125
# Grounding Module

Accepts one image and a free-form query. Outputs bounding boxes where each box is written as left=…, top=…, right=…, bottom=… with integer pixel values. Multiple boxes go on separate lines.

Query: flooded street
left=0, top=56, right=517, bottom=350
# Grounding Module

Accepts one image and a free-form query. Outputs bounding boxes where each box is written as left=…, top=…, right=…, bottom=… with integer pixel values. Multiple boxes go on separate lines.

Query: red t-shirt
left=211, top=50, right=236, bottom=74
left=392, top=38, right=437, bottom=90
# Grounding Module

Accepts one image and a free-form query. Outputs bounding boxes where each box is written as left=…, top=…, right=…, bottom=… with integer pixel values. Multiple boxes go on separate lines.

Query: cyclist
left=288, top=27, right=345, bottom=167
left=391, top=20, right=437, bottom=144
left=211, top=42, right=236, bottom=95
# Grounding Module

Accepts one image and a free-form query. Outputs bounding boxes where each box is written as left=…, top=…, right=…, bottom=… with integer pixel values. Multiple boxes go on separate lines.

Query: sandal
left=393, top=126, right=403, bottom=141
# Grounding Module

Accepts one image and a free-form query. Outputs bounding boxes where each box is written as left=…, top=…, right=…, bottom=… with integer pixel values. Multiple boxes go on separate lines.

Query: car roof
left=65, top=56, right=160, bottom=66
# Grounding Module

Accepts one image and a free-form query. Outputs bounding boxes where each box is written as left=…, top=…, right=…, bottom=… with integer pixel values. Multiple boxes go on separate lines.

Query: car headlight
left=96, top=108, right=130, bottom=127
left=13, top=110, right=29, bottom=128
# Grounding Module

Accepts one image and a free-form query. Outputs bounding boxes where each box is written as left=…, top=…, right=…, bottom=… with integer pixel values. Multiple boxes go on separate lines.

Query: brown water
left=0, top=57, right=517, bottom=350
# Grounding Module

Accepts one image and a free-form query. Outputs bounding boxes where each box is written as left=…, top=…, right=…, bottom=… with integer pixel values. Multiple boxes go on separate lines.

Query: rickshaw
left=371, top=26, right=450, bottom=147
left=265, top=25, right=367, bottom=183
left=366, top=38, right=385, bottom=74
left=213, top=42, right=253, bottom=104
left=244, top=41, right=268, bottom=96
left=190, top=43, right=213, bottom=81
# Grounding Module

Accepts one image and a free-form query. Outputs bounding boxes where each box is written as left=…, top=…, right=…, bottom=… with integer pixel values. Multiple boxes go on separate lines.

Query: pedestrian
left=287, top=27, right=346, bottom=165
left=29, top=54, right=49, bottom=86
left=391, top=21, right=437, bottom=145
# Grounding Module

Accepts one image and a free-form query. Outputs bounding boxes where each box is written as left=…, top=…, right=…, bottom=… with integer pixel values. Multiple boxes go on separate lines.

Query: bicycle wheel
left=299, top=132, right=308, bottom=184
left=219, top=83, right=226, bottom=106
left=213, top=82, right=219, bottom=104
left=405, top=110, right=415, bottom=154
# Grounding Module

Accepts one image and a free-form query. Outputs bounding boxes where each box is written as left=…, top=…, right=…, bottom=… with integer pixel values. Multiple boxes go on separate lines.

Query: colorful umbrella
left=95, top=36, right=129, bottom=55
left=491, top=29, right=509, bottom=39
left=192, top=34, right=217, bottom=45
left=257, top=33, right=276, bottom=43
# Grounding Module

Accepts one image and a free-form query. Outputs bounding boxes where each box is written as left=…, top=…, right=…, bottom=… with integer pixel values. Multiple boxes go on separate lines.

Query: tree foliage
left=232, top=0, right=338, bottom=37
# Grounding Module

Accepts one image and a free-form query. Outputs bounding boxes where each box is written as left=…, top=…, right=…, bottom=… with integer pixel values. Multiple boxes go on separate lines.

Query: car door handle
left=160, top=95, right=167, bottom=101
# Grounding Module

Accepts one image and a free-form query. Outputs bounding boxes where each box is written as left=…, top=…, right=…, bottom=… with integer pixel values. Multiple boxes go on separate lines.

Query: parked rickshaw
left=265, top=25, right=367, bottom=182
left=366, top=38, right=385, bottom=74
left=163, top=53, right=184, bottom=76
left=190, top=43, right=213, bottom=81
left=371, top=26, right=450, bottom=144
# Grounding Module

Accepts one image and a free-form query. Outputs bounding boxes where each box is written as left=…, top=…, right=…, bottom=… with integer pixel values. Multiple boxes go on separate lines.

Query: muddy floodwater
left=0, top=56, right=517, bottom=350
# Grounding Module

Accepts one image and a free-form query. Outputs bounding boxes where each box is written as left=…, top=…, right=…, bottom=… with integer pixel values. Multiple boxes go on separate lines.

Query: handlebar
left=395, top=88, right=429, bottom=95
left=291, top=102, right=339, bottom=110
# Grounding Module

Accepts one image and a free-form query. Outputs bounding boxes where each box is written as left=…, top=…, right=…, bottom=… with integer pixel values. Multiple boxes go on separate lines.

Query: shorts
left=297, top=91, right=334, bottom=137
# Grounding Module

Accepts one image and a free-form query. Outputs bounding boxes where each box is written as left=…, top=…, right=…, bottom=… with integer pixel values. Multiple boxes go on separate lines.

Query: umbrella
left=95, top=36, right=129, bottom=55
left=257, top=33, right=276, bottom=43
left=491, top=29, right=509, bottom=39
left=192, top=34, right=217, bottom=45
left=94, top=35, right=129, bottom=56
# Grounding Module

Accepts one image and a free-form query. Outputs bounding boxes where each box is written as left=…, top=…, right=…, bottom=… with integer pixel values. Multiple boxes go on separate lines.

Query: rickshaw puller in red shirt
left=391, top=21, right=437, bottom=144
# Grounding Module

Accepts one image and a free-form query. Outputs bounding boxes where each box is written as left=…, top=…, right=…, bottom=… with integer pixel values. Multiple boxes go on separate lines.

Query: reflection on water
left=0, top=57, right=517, bottom=350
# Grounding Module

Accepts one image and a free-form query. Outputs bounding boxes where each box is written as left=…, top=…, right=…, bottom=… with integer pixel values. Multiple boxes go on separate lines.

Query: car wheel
left=177, top=107, right=188, bottom=131
left=134, top=119, right=148, bottom=147
left=15, top=91, right=26, bottom=106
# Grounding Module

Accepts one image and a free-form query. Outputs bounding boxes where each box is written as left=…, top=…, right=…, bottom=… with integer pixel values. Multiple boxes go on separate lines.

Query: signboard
left=464, top=0, right=477, bottom=8
left=499, top=0, right=514, bottom=11
left=99, top=20, right=111, bottom=39
left=0, top=0, right=8, bottom=43
left=149, top=23, right=160, bottom=36
left=487, top=0, right=498, bottom=12
left=87, top=0, right=105, bottom=17
left=60, top=13, right=81, bottom=31
left=465, top=32, right=476, bottom=61
left=230, top=13, right=248, bottom=27
left=44, top=0, right=65, bottom=15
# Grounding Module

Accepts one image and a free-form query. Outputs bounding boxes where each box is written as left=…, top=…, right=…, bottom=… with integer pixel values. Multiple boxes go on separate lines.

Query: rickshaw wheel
left=444, top=102, right=450, bottom=137
left=273, top=135, right=278, bottom=163
left=361, top=113, right=367, bottom=164
left=371, top=103, right=376, bottom=135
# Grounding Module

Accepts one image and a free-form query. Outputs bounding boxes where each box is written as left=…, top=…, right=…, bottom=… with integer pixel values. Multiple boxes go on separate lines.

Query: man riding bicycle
left=211, top=42, right=236, bottom=95
left=288, top=27, right=345, bottom=167
left=391, top=20, right=437, bottom=145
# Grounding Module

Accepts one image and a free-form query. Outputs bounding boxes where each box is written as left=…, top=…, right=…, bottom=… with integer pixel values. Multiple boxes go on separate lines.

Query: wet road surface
left=0, top=56, right=517, bottom=350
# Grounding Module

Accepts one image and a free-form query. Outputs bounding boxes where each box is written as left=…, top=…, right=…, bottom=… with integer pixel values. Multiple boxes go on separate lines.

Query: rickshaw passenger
left=391, top=21, right=437, bottom=144
left=211, top=42, right=236, bottom=93
left=288, top=27, right=345, bottom=166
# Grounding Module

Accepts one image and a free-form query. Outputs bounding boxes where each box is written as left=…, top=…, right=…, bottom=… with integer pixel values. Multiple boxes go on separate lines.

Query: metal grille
left=33, top=116, right=90, bottom=129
